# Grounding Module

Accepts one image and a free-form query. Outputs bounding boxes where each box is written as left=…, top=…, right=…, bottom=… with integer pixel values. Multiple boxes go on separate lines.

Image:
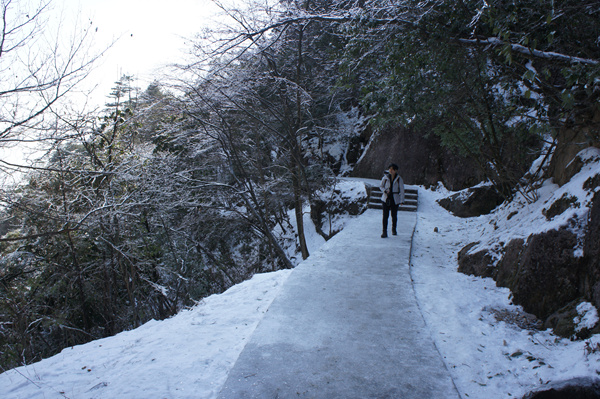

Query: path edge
left=407, top=207, right=464, bottom=399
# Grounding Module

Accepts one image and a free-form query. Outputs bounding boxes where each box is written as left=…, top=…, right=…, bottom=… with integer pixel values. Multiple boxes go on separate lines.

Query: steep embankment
left=456, top=147, right=600, bottom=339
left=412, top=184, right=600, bottom=399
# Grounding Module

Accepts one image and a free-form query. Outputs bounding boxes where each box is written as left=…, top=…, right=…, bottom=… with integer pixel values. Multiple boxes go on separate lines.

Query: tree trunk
left=240, top=189, right=295, bottom=269
left=293, top=163, right=310, bottom=260
left=293, top=23, right=310, bottom=261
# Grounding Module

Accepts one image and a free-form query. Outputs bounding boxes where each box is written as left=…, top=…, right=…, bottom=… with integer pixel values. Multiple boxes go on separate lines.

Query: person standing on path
left=380, top=163, right=405, bottom=238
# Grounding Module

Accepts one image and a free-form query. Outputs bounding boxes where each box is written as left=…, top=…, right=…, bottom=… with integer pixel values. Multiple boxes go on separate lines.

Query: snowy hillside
left=461, top=147, right=600, bottom=261
left=2, top=169, right=600, bottom=398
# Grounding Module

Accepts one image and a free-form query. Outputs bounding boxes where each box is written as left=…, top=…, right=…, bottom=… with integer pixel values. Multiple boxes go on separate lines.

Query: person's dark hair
left=388, top=163, right=399, bottom=171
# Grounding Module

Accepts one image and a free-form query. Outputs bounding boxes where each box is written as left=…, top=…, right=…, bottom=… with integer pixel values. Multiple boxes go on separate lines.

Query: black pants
left=382, top=198, right=399, bottom=232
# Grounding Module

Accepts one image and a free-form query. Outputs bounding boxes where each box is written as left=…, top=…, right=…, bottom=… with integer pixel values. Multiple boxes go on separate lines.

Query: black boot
left=381, top=231, right=388, bottom=238
left=392, top=228, right=397, bottom=236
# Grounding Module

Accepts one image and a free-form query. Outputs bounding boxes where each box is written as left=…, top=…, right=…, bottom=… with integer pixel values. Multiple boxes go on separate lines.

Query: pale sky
left=0, top=0, right=219, bottom=172
left=55, top=0, right=220, bottom=107
left=0, top=0, right=224, bottom=172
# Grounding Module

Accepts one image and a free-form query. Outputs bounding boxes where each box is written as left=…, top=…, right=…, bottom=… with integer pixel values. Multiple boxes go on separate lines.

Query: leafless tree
left=0, top=0, right=102, bottom=176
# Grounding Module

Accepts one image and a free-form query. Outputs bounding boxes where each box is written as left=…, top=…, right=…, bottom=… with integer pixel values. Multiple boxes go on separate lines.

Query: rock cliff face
left=458, top=181, right=600, bottom=339
left=546, top=105, right=600, bottom=186
left=350, top=124, right=484, bottom=190
left=437, top=185, right=506, bottom=218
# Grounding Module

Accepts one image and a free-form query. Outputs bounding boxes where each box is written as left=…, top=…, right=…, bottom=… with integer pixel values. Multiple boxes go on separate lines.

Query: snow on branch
left=459, top=37, right=599, bottom=65
left=225, top=12, right=417, bottom=43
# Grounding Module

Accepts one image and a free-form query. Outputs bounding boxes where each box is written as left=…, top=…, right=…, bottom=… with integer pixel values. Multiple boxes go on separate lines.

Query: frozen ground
left=1, top=163, right=600, bottom=398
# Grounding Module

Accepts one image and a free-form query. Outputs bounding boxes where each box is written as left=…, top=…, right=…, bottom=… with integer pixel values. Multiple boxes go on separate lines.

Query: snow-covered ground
left=1, top=157, right=600, bottom=398
left=411, top=183, right=600, bottom=398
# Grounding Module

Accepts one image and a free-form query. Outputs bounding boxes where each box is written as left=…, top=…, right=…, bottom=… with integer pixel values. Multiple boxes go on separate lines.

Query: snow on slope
left=464, top=147, right=600, bottom=262
left=411, top=180, right=600, bottom=398
left=2, top=161, right=600, bottom=398
left=0, top=271, right=293, bottom=399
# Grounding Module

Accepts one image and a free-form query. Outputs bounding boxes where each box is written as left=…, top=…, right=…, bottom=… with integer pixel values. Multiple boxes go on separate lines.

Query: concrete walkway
left=217, top=209, right=460, bottom=399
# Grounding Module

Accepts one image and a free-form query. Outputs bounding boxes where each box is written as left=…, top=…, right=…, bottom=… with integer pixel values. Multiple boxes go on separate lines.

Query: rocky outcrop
left=546, top=104, right=600, bottom=186
left=438, top=185, right=506, bottom=217
left=458, top=191, right=600, bottom=338
left=586, top=191, right=600, bottom=313
left=498, top=229, right=583, bottom=320
left=523, top=377, right=600, bottom=399
left=457, top=242, right=495, bottom=278
left=350, top=124, right=484, bottom=190
left=310, top=185, right=368, bottom=240
left=542, top=193, right=580, bottom=220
